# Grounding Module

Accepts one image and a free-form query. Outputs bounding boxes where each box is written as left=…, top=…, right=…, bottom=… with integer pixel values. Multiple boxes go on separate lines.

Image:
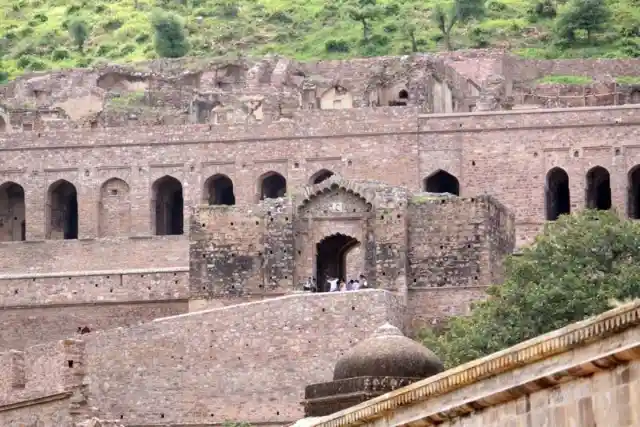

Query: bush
left=51, top=48, right=70, bottom=60
left=325, top=39, right=350, bottom=53
left=422, top=210, right=640, bottom=368
left=68, top=17, right=90, bottom=51
left=151, top=9, right=189, bottom=58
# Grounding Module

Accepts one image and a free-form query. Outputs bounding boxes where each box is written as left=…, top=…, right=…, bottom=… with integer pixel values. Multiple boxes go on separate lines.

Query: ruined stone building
left=0, top=50, right=639, bottom=426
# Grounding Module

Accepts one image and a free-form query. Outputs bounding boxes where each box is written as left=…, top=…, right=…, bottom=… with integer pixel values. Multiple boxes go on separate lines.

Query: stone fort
left=0, top=49, right=639, bottom=426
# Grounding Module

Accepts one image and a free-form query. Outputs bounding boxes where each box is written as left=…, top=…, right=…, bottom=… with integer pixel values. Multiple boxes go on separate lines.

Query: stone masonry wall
left=0, top=339, right=83, bottom=405
left=75, top=290, right=403, bottom=425
left=405, top=194, right=515, bottom=331
left=0, top=396, right=73, bottom=427
left=0, top=301, right=188, bottom=351
left=0, top=237, right=187, bottom=274
left=0, top=105, right=638, bottom=251
left=447, top=360, right=640, bottom=427
left=418, top=105, right=640, bottom=247
left=189, top=200, right=294, bottom=299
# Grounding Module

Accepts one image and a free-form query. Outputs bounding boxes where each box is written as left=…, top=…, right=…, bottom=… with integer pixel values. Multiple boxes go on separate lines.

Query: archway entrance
left=315, top=234, right=360, bottom=292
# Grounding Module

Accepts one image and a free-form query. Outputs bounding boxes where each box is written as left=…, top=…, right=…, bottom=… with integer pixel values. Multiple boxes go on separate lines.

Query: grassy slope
left=0, top=0, right=639, bottom=80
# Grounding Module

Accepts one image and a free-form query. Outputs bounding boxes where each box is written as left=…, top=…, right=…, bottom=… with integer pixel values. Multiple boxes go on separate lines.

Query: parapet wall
left=0, top=237, right=187, bottom=274
left=0, top=290, right=405, bottom=424
left=0, top=265, right=189, bottom=350
left=511, top=57, right=640, bottom=83
left=0, top=107, right=417, bottom=148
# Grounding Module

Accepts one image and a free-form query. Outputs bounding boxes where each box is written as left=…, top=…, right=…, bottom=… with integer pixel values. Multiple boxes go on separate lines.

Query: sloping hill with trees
left=0, top=0, right=639, bottom=81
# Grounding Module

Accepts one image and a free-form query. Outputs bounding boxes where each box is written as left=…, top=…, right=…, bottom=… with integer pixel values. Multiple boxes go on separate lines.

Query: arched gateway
left=189, top=178, right=516, bottom=303
left=315, top=233, right=361, bottom=291
left=296, top=181, right=374, bottom=292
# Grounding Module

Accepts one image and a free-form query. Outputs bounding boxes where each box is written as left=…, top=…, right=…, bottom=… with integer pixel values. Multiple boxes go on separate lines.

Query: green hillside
left=0, top=0, right=639, bottom=81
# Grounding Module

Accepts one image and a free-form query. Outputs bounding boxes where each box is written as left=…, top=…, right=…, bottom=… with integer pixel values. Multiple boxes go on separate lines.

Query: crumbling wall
left=0, top=339, right=83, bottom=405
left=405, top=195, right=515, bottom=331
left=190, top=199, right=294, bottom=299
left=514, top=82, right=640, bottom=108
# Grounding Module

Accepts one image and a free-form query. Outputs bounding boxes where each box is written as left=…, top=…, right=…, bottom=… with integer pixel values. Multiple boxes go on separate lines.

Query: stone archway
left=315, top=233, right=361, bottom=292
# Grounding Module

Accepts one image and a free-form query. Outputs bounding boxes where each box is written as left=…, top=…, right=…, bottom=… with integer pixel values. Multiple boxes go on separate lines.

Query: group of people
left=302, top=274, right=368, bottom=292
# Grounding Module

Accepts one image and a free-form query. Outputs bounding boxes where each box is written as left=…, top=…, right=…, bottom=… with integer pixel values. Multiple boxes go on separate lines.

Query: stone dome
left=333, top=323, right=444, bottom=380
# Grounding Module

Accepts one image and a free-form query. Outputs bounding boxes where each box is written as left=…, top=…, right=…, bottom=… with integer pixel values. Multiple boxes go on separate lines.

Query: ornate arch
left=297, top=177, right=374, bottom=212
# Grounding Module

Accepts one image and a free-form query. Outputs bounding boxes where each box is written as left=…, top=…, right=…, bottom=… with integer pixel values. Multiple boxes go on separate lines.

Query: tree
left=347, top=0, right=383, bottom=43
left=433, top=0, right=484, bottom=50
left=422, top=210, right=640, bottom=368
left=68, top=18, right=90, bottom=52
left=397, top=3, right=428, bottom=52
left=555, top=0, right=611, bottom=44
left=151, top=9, right=189, bottom=58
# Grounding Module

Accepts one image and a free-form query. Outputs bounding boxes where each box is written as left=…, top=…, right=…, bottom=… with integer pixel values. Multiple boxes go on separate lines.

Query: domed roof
left=333, top=323, right=444, bottom=381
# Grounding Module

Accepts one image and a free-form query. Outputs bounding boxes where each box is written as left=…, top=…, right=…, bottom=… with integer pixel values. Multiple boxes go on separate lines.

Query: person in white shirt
left=359, top=274, right=368, bottom=288
left=351, top=279, right=361, bottom=290
left=328, top=278, right=339, bottom=292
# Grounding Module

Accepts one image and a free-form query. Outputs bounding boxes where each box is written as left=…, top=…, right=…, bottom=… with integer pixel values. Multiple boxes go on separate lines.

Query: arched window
left=399, top=90, right=409, bottom=100
left=309, top=169, right=335, bottom=185
left=204, top=174, right=235, bottom=206
left=47, top=180, right=78, bottom=240
left=152, top=176, right=183, bottom=235
left=545, top=168, right=570, bottom=221
left=0, top=182, right=25, bottom=241
left=628, top=166, right=640, bottom=219
left=99, top=178, right=131, bottom=237
left=585, top=166, right=611, bottom=210
left=259, top=172, right=287, bottom=200
left=424, top=170, right=460, bottom=196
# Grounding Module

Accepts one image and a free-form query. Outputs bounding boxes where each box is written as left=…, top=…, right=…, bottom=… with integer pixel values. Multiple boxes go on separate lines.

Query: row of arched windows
left=4, top=165, right=630, bottom=242
left=544, top=166, right=640, bottom=221
left=0, top=169, right=339, bottom=241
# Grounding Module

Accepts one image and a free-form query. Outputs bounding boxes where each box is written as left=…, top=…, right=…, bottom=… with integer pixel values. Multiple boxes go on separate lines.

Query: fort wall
left=418, top=105, right=640, bottom=246
left=189, top=180, right=514, bottom=330
left=406, top=195, right=515, bottom=328
left=0, top=104, right=637, bottom=348
left=0, top=265, right=189, bottom=350
left=0, top=105, right=637, bottom=249
left=0, top=237, right=187, bottom=274
left=511, top=57, right=640, bottom=82
left=0, top=300, right=188, bottom=351
left=0, top=290, right=405, bottom=425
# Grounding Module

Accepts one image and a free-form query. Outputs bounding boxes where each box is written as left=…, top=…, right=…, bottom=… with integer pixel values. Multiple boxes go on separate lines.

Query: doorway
left=315, top=234, right=360, bottom=292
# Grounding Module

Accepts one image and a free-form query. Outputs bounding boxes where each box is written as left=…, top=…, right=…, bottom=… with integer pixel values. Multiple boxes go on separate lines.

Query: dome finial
left=372, top=323, right=403, bottom=338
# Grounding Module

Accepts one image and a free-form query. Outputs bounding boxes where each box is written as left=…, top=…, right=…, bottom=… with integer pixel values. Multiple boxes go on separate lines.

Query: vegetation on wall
left=421, top=209, right=640, bottom=369
left=0, top=0, right=639, bottom=81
